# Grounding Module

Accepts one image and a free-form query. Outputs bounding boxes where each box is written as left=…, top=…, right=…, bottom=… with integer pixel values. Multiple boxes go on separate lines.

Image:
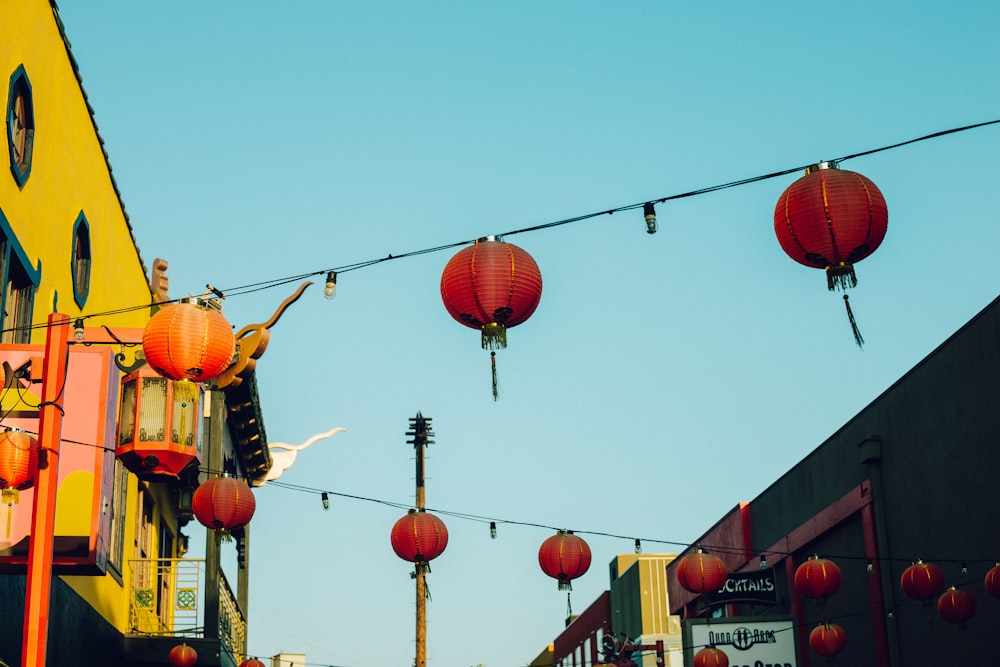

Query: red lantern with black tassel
left=676, top=548, right=729, bottom=595
left=900, top=560, right=946, bottom=604
left=794, top=555, right=842, bottom=603
left=774, top=162, right=888, bottom=347
left=809, top=623, right=847, bottom=657
left=693, top=646, right=729, bottom=667
left=168, top=643, right=198, bottom=667
left=984, top=563, right=1000, bottom=598
left=441, top=236, right=543, bottom=400
left=391, top=509, right=449, bottom=564
left=192, top=475, right=256, bottom=540
left=937, top=586, right=976, bottom=625
left=538, top=530, right=592, bottom=591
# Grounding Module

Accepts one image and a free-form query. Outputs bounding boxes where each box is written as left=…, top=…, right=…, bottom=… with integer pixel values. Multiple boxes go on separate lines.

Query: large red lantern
left=441, top=236, right=543, bottom=399
left=391, top=509, right=449, bottom=564
left=937, top=587, right=976, bottom=624
left=676, top=549, right=728, bottom=595
left=693, top=647, right=729, bottom=667
left=809, top=623, right=847, bottom=657
left=774, top=162, right=888, bottom=346
left=192, top=476, right=256, bottom=536
left=143, top=297, right=236, bottom=383
left=239, top=659, right=266, bottom=667
left=984, top=563, right=1000, bottom=598
left=538, top=530, right=592, bottom=591
left=900, top=560, right=946, bottom=603
left=168, top=643, right=198, bottom=667
left=794, top=555, right=842, bottom=601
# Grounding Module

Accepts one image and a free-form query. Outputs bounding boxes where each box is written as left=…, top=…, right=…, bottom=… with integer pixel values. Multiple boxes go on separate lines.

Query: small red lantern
left=441, top=236, right=543, bottom=399
left=676, top=549, right=728, bottom=595
left=391, top=509, right=449, bottom=563
left=774, top=162, right=888, bottom=346
left=192, top=476, right=256, bottom=536
left=239, top=659, right=266, bottom=667
left=143, top=297, right=236, bottom=383
left=937, top=587, right=976, bottom=624
left=794, top=555, right=842, bottom=601
left=693, top=647, right=729, bottom=667
left=809, top=623, right=847, bottom=657
left=900, top=560, right=946, bottom=603
left=984, top=563, right=1000, bottom=598
left=168, top=643, right=198, bottom=667
left=538, top=530, right=592, bottom=591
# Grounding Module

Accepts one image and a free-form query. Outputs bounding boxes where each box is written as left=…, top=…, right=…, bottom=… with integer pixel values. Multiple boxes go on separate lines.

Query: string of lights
left=2, top=119, right=997, bottom=338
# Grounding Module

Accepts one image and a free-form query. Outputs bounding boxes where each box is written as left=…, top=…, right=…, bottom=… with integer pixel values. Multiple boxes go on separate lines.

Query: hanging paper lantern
left=192, top=476, right=256, bottom=536
left=900, top=560, right=946, bottom=603
left=794, top=555, right=842, bottom=601
left=441, top=236, right=543, bottom=399
left=693, top=647, right=729, bottom=667
left=808, top=623, right=847, bottom=657
left=391, top=509, right=449, bottom=563
left=0, top=429, right=39, bottom=505
left=984, top=563, right=1000, bottom=598
left=538, top=530, right=592, bottom=591
left=676, top=549, right=728, bottom=595
left=168, top=643, right=198, bottom=667
left=937, top=587, right=976, bottom=624
left=239, top=659, right=266, bottom=667
left=774, top=162, right=888, bottom=346
left=142, top=297, right=236, bottom=383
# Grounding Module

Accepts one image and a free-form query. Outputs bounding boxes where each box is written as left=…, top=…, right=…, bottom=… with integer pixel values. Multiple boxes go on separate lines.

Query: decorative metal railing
left=127, top=557, right=246, bottom=659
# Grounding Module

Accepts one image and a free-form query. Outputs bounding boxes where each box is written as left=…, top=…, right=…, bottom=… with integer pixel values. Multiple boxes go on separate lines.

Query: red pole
left=21, top=313, right=70, bottom=667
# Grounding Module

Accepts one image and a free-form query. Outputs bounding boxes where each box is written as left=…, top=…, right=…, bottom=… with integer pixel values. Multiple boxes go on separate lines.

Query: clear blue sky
left=56, top=2, right=1000, bottom=666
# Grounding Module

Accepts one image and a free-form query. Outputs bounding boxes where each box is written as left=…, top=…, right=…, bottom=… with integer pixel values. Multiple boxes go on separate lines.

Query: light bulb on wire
left=73, top=318, right=85, bottom=341
left=643, top=202, right=657, bottom=234
left=324, top=271, right=337, bottom=299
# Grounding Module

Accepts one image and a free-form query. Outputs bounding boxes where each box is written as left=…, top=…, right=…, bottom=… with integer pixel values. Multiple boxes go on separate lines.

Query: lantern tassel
left=481, top=323, right=508, bottom=350
left=5, top=504, right=11, bottom=539
left=844, top=295, right=864, bottom=348
left=3, top=489, right=18, bottom=539
left=826, top=262, right=858, bottom=291
left=491, top=351, right=500, bottom=401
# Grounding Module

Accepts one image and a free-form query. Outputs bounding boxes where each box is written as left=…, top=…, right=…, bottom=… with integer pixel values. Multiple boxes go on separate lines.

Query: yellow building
left=1, top=3, right=273, bottom=665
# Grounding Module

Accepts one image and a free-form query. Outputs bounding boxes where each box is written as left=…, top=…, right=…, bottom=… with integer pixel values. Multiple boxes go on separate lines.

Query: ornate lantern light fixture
left=538, top=530, right=592, bottom=591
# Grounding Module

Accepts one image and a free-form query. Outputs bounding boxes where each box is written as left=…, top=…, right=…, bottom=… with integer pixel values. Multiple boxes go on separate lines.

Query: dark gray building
left=667, top=294, right=1000, bottom=665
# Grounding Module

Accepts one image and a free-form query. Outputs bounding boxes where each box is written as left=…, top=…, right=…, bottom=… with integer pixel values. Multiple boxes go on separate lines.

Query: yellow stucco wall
left=1, top=0, right=150, bottom=328
left=1, top=0, right=159, bottom=634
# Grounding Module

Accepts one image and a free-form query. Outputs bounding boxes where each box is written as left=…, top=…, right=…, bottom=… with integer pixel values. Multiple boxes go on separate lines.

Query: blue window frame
left=7, top=65, right=34, bottom=187
left=72, top=211, right=92, bottom=308
left=0, top=208, right=41, bottom=343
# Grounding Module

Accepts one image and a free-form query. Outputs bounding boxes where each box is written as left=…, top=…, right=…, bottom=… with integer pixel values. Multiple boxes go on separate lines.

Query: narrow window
left=7, top=65, right=34, bottom=186
left=72, top=212, right=92, bottom=308
left=0, top=209, right=40, bottom=343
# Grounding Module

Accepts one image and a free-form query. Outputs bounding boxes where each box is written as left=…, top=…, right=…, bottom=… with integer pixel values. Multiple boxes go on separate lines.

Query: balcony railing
left=128, top=557, right=246, bottom=659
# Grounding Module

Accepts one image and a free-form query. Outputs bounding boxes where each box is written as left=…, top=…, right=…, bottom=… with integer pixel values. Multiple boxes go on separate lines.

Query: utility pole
left=406, top=412, right=434, bottom=667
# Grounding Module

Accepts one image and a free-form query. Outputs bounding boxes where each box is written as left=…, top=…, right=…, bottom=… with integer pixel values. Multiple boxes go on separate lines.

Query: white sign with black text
left=685, top=617, right=797, bottom=667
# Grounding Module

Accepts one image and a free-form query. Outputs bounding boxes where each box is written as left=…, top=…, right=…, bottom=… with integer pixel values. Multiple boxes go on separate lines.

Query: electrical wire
left=3, top=119, right=998, bottom=338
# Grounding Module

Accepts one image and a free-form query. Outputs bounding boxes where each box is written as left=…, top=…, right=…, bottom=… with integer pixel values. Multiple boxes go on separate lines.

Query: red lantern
left=937, top=587, right=976, bottom=624
left=984, top=563, right=1000, bottom=598
left=900, top=560, right=946, bottom=603
left=676, top=549, right=728, bottom=595
left=774, top=162, right=888, bottom=346
left=538, top=530, right=592, bottom=591
left=809, top=623, right=847, bottom=657
left=794, top=555, right=842, bottom=601
left=192, top=476, right=256, bottom=536
left=391, top=509, right=449, bottom=563
left=693, top=647, right=729, bottom=667
left=143, top=298, right=236, bottom=383
left=168, top=643, right=198, bottom=667
left=239, top=659, right=266, bottom=667
left=441, top=236, right=543, bottom=399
